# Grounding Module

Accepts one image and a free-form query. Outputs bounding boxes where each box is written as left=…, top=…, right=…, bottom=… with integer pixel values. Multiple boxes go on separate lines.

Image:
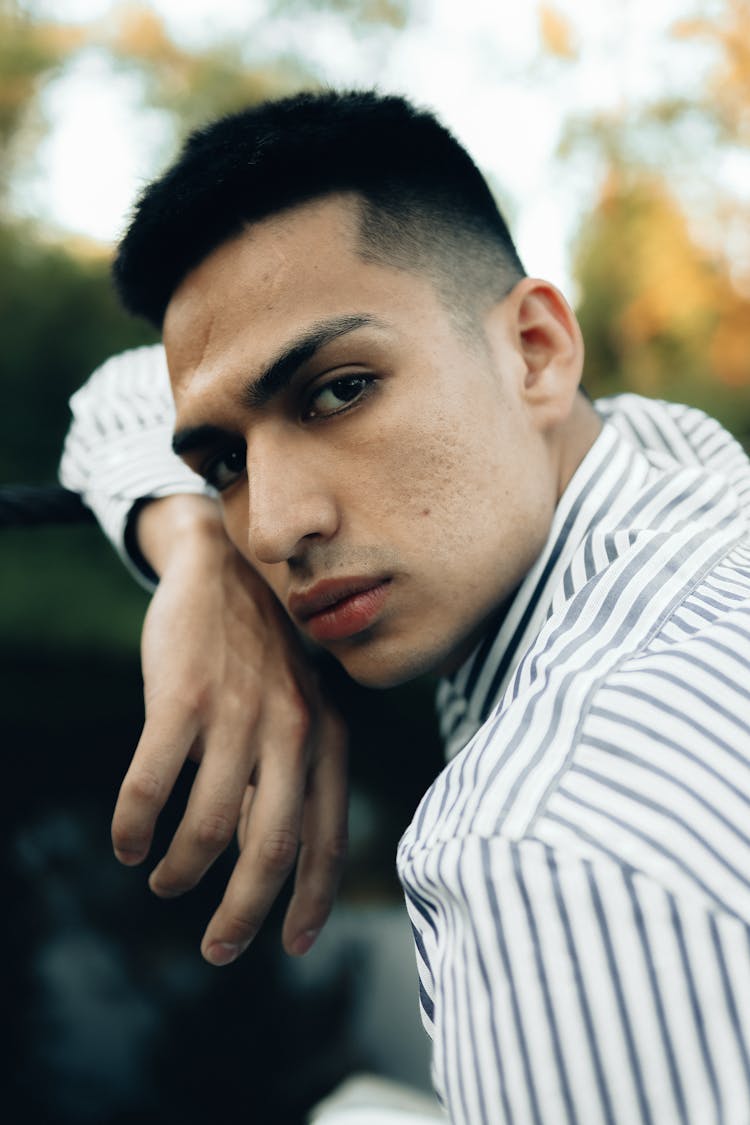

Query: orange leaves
left=538, top=4, right=577, bottom=60
left=709, top=292, right=750, bottom=388
left=569, top=1, right=750, bottom=429
left=672, top=0, right=750, bottom=140
left=575, top=171, right=750, bottom=419
left=107, top=5, right=183, bottom=67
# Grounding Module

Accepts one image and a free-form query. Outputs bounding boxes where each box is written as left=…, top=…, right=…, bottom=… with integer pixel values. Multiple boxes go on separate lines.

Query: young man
left=61, top=91, right=750, bottom=1123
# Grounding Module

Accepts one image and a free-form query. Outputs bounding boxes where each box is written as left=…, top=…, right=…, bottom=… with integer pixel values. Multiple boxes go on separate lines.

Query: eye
left=202, top=440, right=246, bottom=491
left=304, top=374, right=373, bottom=419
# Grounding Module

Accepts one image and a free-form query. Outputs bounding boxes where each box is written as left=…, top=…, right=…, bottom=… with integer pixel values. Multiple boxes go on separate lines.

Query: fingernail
left=204, top=941, right=246, bottom=967
left=292, top=929, right=320, bottom=956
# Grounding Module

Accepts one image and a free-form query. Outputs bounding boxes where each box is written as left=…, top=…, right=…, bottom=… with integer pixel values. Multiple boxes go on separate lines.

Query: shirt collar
left=437, top=420, right=654, bottom=760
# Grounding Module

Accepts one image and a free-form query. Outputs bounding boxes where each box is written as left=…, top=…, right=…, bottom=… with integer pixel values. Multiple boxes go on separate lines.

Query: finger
left=148, top=710, right=258, bottom=898
left=236, top=783, right=256, bottom=848
left=111, top=706, right=200, bottom=865
left=199, top=711, right=309, bottom=966
left=282, top=708, right=349, bottom=956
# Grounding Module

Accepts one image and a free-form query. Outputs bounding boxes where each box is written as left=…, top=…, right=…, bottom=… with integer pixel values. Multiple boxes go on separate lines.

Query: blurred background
left=2, top=0, right=749, bottom=1121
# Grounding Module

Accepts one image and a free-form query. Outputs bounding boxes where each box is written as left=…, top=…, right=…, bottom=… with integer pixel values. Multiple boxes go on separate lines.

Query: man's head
left=116, top=90, right=596, bottom=688
left=114, top=89, right=525, bottom=333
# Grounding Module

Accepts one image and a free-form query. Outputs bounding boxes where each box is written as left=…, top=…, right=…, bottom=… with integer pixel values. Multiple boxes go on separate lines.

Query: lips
left=288, top=577, right=392, bottom=642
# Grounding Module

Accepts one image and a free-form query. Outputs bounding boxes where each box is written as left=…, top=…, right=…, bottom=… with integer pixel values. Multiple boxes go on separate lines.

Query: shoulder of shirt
left=595, top=392, right=750, bottom=520
left=401, top=491, right=749, bottom=862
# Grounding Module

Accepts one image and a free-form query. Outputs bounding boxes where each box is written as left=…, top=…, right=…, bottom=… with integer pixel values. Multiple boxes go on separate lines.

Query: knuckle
left=258, top=828, right=298, bottom=874
left=195, top=812, right=235, bottom=851
left=289, top=707, right=311, bottom=747
left=124, top=766, right=164, bottom=807
left=275, top=697, right=310, bottom=751
left=221, top=911, right=261, bottom=945
left=274, top=684, right=311, bottom=744
left=325, top=833, right=349, bottom=864
left=145, top=683, right=205, bottom=722
left=235, top=698, right=261, bottom=735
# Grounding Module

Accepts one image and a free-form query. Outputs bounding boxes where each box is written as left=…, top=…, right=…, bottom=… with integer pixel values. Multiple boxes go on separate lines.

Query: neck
left=556, top=392, right=603, bottom=500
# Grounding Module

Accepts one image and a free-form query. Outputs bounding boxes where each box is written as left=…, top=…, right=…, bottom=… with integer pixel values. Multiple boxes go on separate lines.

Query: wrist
left=137, top=494, right=229, bottom=578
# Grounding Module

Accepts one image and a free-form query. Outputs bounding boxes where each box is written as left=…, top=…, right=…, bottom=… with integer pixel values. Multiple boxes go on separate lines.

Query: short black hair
left=114, top=89, right=526, bottom=330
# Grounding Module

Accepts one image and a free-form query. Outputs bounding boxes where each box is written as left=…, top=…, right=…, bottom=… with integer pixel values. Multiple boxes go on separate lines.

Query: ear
left=490, top=277, right=585, bottom=431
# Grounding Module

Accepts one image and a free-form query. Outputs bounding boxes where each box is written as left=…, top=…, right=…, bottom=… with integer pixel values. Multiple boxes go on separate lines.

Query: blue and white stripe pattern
left=401, top=397, right=750, bottom=1124
left=60, top=351, right=750, bottom=1121
left=59, top=344, right=212, bottom=588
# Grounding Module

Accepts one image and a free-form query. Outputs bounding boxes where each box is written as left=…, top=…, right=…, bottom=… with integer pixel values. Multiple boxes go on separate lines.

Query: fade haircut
left=114, top=89, right=526, bottom=332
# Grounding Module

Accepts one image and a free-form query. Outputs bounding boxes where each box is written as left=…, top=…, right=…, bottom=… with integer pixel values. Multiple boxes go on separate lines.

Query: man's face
left=165, top=195, right=560, bottom=687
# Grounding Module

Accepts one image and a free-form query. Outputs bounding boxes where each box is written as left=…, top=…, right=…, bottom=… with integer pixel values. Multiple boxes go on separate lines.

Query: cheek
left=219, top=490, right=251, bottom=557
left=373, top=405, right=551, bottom=595
left=364, top=407, right=506, bottom=542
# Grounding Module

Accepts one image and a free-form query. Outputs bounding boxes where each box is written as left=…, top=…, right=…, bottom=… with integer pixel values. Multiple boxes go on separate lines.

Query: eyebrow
left=242, top=312, right=381, bottom=408
left=172, top=312, right=382, bottom=458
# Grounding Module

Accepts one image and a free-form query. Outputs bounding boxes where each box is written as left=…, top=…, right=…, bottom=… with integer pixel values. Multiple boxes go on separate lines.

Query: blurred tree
left=270, top=0, right=407, bottom=26
left=541, top=0, right=750, bottom=440
left=0, top=226, right=155, bottom=484
left=2, top=0, right=410, bottom=202
left=101, top=5, right=316, bottom=137
left=673, top=0, right=750, bottom=145
left=575, top=168, right=750, bottom=438
left=0, top=0, right=410, bottom=491
left=0, top=0, right=85, bottom=202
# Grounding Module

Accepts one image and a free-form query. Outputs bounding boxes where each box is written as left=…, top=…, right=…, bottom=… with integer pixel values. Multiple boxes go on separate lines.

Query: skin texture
left=111, top=494, right=347, bottom=965
left=165, top=194, right=599, bottom=688
left=117, top=191, right=600, bottom=967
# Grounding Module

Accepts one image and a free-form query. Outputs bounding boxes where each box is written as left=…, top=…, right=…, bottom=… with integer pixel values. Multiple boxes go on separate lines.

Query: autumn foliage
left=576, top=169, right=750, bottom=435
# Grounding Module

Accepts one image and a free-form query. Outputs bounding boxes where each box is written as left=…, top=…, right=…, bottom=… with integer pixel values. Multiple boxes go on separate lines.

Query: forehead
left=162, top=194, right=453, bottom=408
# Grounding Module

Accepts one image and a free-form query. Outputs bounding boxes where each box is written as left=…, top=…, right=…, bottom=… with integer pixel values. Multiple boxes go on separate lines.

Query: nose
left=245, top=427, right=339, bottom=565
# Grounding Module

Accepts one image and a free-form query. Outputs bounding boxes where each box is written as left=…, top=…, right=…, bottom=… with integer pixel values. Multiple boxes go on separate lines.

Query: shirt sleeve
left=58, top=344, right=214, bottom=589
left=402, top=835, right=750, bottom=1125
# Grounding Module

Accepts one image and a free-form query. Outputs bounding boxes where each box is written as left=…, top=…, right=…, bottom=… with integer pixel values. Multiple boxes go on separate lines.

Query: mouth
left=288, top=576, right=393, bottom=642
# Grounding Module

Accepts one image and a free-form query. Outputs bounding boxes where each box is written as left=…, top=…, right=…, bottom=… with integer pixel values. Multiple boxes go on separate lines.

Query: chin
left=334, top=634, right=461, bottom=690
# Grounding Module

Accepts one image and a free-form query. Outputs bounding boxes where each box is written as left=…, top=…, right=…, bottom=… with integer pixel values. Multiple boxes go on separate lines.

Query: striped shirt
left=61, top=348, right=750, bottom=1123
left=59, top=345, right=210, bottom=588
left=402, top=400, right=750, bottom=1124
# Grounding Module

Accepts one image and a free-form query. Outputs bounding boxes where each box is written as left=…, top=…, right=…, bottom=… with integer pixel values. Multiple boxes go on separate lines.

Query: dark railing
left=0, top=484, right=95, bottom=528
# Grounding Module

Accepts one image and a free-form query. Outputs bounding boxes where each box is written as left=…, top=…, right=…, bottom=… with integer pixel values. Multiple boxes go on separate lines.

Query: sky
left=18, top=0, right=720, bottom=298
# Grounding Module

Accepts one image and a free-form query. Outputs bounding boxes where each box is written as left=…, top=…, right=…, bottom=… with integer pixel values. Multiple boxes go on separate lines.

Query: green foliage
left=0, top=524, right=147, bottom=654
left=0, top=221, right=154, bottom=658
left=0, top=220, right=157, bottom=482
left=0, top=3, right=87, bottom=198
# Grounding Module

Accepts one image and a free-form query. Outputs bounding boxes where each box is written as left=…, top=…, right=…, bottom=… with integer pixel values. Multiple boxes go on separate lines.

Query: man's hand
left=110, top=495, right=348, bottom=966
